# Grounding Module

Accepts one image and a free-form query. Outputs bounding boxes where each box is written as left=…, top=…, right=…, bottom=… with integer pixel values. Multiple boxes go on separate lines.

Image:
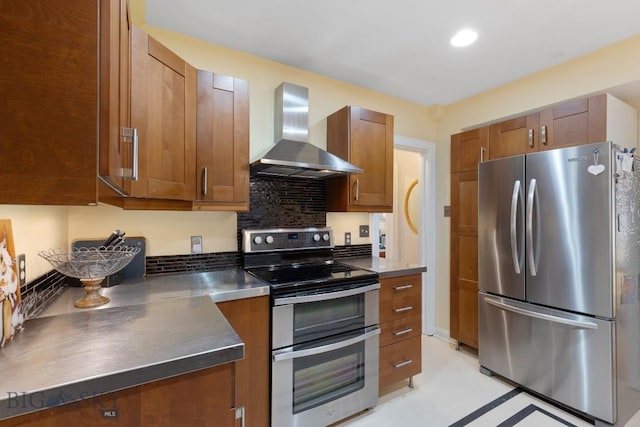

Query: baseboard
left=432, top=327, right=455, bottom=344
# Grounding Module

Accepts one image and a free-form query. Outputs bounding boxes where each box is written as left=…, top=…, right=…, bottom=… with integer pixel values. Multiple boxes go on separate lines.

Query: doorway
left=372, top=136, right=436, bottom=335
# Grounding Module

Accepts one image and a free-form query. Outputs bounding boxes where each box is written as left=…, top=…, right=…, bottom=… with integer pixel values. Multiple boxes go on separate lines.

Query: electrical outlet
left=191, top=236, right=203, bottom=253
left=17, top=254, right=26, bottom=286
left=344, top=232, right=351, bottom=245
left=359, top=225, right=369, bottom=238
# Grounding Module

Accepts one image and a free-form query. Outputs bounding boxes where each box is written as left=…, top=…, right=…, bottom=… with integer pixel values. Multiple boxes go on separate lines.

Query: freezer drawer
left=479, top=292, right=615, bottom=424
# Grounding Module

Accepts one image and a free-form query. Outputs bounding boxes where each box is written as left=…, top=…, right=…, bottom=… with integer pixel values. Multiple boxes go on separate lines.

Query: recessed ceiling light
left=451, top=29, right=478, bottom=47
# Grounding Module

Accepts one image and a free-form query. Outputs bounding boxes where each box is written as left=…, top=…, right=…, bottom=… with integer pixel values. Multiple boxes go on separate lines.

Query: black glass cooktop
left=246, top=261, right=378, bottom=294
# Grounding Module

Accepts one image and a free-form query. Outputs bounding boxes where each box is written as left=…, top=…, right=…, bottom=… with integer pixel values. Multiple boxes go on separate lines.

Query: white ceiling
left=146, top=0, right=640, bottom=107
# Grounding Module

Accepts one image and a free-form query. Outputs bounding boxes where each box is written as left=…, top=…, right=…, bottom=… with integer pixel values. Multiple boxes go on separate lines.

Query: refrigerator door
left=479, top=155, right=525, bottom=299
left=479, top=292, right=615, bottom=423
left=525, top=142, right=613, bottom=318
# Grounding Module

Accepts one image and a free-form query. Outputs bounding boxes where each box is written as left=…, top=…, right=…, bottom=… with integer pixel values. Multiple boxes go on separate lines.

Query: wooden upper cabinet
left=489, top=114, right=539, bottom=159
left=451, top=127, right=489, bottom=173
left=99, top=0, right=131, bottom=195
left=326, top=106, right=394, bottom=213
left=0, top=0, right=101, bottom=205
left=194, top=71, right=250, bottom=211
left=538, top=94, right=606, bottom=151
left=127, top=25, right=196, bottom=201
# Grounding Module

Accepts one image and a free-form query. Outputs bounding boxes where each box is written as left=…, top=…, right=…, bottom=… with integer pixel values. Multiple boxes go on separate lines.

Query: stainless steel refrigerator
left=478, top=141, right=640, bottom=426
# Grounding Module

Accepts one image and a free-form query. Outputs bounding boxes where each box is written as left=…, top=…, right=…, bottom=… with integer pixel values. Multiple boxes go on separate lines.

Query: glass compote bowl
left=39, top=246, right=140, bottom=308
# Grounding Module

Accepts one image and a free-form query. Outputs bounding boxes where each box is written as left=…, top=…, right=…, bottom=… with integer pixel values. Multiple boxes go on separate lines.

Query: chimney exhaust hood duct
left=250, top=82, right=363, bottom=179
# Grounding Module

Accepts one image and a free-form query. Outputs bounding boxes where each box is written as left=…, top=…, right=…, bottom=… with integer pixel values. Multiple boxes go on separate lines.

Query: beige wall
left=1, top=206, right=68, bottom=282
left=4, top=0, right=640, bottom=336
left=391, top=149, right=420, bottom=264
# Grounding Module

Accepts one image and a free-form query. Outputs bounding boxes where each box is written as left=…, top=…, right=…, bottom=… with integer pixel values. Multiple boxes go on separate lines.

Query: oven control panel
left=242, top=227, right=333, bottom=252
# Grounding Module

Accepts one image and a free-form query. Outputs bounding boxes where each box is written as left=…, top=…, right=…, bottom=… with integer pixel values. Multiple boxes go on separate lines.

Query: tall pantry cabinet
left=450, top=93, right=638, bottom=349
left=449, top=127, right=488, bottom=349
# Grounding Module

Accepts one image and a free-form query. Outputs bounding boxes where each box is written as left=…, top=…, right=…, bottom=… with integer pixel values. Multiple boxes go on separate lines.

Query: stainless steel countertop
left=39, top=269, right=270, bottom=318
left=341, top=256, right=427, bottom=278
left=0, top=269, right=270, bottom=421
left=0, top=295, right=244, bottom=421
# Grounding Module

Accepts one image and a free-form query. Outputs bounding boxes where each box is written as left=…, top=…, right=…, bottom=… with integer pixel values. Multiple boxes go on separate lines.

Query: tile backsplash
left=238, top=176, right=326, bottom=228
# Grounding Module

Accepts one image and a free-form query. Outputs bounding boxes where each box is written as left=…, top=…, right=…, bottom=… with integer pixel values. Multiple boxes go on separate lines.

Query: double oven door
left=271, top=282, right=380, bottom=427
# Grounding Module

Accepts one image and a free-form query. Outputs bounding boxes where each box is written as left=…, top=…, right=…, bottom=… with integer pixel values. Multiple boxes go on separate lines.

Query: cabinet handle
left=394, top=284, right=413, bottom=291
left=480, top=146, right=485, bottom=162
left=121, top=127, right=139, bottom=181
left=393, top=359, right=413, bottom=369
left=393, top=306, right=413, bottom=313
left=235, top=407, right=245, bottom=427
left=132, top=128, right=139, bottom=181
left=354, top=178, right=360, bottom=201
left=393, top=328, right=413, bottom=336
left=540, top=125, right=548, bottom=145
left=527, top=128, right=534, bottom=148
left=201, top=167, right=208, bottom=196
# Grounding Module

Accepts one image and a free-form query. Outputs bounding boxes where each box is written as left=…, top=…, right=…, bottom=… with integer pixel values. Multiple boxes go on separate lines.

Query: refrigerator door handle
left=526, top=178, right=537, bottom=276
left=484, top=297, right=598, bottom=329
left=510, top=180, right=522, bottom=274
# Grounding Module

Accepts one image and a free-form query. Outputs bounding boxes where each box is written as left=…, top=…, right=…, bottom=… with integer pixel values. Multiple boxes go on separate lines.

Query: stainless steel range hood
left=250, top=82, right=363, bottom=179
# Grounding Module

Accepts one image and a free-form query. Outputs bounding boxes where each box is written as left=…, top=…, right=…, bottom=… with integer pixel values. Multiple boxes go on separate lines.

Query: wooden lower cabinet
left=3, top=363, right=235, bottom=426
left=378, top=274, right=422, bottom=395
left=5, top=296, right=269, bottom=427
left=217, top=296, right=269, bottom=427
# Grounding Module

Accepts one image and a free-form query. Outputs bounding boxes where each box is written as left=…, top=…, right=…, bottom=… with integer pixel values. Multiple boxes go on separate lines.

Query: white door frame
left=372, top=135, right=437, bottom=336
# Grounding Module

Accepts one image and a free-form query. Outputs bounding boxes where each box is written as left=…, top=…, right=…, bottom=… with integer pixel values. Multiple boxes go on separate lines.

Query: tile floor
left=337, top=335, right=626, bottom=427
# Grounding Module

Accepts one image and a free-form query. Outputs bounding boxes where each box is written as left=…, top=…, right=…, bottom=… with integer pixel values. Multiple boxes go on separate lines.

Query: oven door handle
left=272, top=327, right=381, bottom=362
left=273, top=283, right=380, bottom=306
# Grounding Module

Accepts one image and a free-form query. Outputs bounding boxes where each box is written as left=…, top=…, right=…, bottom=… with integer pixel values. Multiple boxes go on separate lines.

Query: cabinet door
left=217, top=297, right=269, bottom=427
left=538, top=94, right=606, bottom=151
left=451, top=127, right=489, bottom=173
left=450, top=170, right=479, bottom=348
left=194, top=71, right=249, bottom=210
left=129, top=25, right=196, bottom=200
left=0, top=0, right=99, bottom=205
left=349, top=107, right=394, bottom=210
left=99, top=0, right=131, bottom=194
left=489, top=114, right=538, bottom=159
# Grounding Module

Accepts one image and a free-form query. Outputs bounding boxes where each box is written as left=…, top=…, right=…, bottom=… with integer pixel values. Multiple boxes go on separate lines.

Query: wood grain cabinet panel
left=127, top=25, right=196, bottom=201
left=379, top=315, right=422, bottom=347
left=193, top=71, right=250, bottom=211
left=99, top=0, right=132, bottom=195
left=379, top=274, right=422, bottom=395
left=489, top=114, right=539, bottom=158
left=379, top=336, right=422, bottom=392
left=326, top=106, right=394, bottom=212
left=217, top=296, right=270, bottom=427
left=451, top=127, right=489, bottom=173
left=0, top=0, right=102, bottom=204
left=538, top=94, right=606, bottom=151
left=3, top=363, right=236, bottom=426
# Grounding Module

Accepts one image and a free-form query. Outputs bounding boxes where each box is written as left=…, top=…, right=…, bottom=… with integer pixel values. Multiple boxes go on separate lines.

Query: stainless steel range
left=242, top=227, right=380, bottom=427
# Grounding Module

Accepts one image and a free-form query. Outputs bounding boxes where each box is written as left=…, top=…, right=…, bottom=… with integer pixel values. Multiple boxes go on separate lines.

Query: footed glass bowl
left=39, top=246, right=140, bottom=308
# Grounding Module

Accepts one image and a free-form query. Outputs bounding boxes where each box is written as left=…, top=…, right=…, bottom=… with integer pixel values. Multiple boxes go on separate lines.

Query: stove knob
left=313, top=234, right=321, bottom=242
left=322, top=233, right=330, bottom=241
left=253, top=236, right=263, bottom=245
left=265, top=235, right=274, bottom=244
